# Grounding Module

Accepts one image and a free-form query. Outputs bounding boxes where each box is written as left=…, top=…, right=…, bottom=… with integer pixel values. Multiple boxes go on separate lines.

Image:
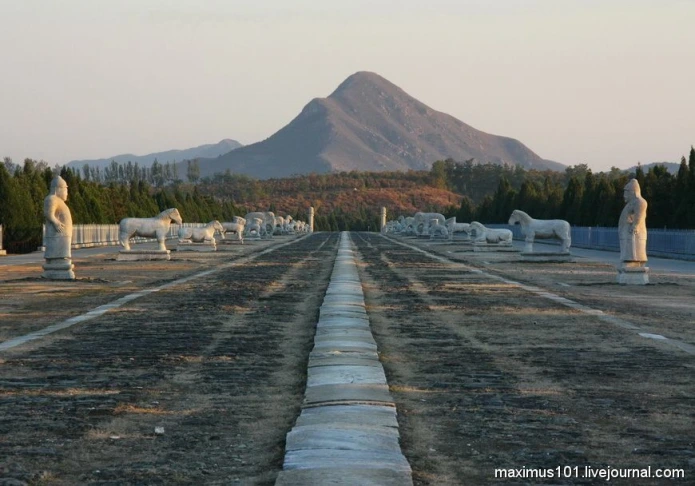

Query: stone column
left=380, top=207, right=387, bottom=232
left=308, top=207, right=315, bottom=233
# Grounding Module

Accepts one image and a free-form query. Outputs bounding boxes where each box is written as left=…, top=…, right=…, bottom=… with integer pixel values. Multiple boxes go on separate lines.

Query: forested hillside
left=1, top=147, right=693, bottom=253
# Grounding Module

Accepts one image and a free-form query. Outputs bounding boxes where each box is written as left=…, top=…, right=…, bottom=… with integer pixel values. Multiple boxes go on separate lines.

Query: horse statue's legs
left=119, top=233, right=131, bottom=251
left=156, top=232, right=167, bottom=251
left=561, top=236, right=571, bottom=253
left=525, top=233, right=534, bottom=253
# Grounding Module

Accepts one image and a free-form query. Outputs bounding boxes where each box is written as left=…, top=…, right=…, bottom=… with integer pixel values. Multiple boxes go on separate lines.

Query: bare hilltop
left=195, top=71, right=563, bottom=179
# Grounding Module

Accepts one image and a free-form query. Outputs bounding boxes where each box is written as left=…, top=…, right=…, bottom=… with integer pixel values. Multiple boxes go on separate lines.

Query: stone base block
left=117, top=250, right=171, bottom=261
left=42, top=259, right=75, bottom=280
left=176, top=241, right=217, bottom=252
left=0, top=249, right=6, bottom=256
left=617, top=262, right=649, bottom=285
left=521, top=251, right=572, bottom=262
left=472, top=244, right=517, bottom=252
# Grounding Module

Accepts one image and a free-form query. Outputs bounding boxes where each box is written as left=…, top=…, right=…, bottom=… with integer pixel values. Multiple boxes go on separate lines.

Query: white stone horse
left=222, top=216, right=246, bottom=243
left=445, top=217, right=471, bottom=240
left=470, top=221, right=513, bottom=245
left=245, top=217, right=264, bottom=239
left=119, top=208, right=182, bottom=251
left=178, top=220, right=225, bottom=244
left=508, top=209, right=571, bottom=253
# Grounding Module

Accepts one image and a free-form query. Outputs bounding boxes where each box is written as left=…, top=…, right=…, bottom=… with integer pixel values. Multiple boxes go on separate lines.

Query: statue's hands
left=54, top=222, right=67, bottom=234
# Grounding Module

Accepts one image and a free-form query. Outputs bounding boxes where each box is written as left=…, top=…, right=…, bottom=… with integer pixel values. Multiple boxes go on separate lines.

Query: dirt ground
left=352, top=234, right=694, bottom=485
left=1, top=232, right=694, bottom=485
left=0, top=234, right=338, bottom=485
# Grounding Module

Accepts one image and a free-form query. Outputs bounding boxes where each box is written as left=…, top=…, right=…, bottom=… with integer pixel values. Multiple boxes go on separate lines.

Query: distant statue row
left=380, top=180, right=648, bottom=283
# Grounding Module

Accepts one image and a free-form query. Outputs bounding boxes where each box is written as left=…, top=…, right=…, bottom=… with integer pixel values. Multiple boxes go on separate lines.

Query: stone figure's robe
left=44, top=194, right=73, bottom=259
left=618, top=186, right=647, bottom=262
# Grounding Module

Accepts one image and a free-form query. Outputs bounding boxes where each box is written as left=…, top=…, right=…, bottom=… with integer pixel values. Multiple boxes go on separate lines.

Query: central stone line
left=276, top=232, right=413, bottom=486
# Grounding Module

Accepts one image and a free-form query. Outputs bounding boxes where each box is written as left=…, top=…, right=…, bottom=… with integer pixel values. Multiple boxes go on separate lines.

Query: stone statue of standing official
left=617, top=179, right=648, bottom=284
left=42, top=175, right=75, bottom=279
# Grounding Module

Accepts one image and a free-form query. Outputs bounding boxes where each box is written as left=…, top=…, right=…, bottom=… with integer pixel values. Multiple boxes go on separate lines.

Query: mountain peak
left=194, top=72, right=564, bottom=179
left=330, top=71, right=397, bottom=96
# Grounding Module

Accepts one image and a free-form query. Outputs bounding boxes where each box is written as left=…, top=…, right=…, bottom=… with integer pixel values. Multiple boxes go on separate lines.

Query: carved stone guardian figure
left=42, top=175, right=75, bottom=279
left=617, top=179, right=649, bottom=284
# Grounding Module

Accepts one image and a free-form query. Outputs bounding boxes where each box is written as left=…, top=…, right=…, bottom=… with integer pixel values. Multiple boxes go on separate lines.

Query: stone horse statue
left=470, top=221, right=513, bottom=245
left=508, top=209, right=571, bottom=253
left=178, top=220, right=225, bottom=244
left=222, top=216, right=246, bottom=243
left=118, top=208, right=183, bottom=251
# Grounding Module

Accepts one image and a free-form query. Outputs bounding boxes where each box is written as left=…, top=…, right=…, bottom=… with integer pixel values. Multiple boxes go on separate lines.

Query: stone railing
left=488, top=224, right=695, bottom=261
left=40, top=223, right=210, bottom=250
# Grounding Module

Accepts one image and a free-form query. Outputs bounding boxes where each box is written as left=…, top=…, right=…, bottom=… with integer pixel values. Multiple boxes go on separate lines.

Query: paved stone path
left=276, top=232, right=413, bottom=485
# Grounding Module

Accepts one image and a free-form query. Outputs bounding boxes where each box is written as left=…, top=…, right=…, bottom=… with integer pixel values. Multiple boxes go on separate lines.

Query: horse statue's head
left=508, top=209, right=526, bottom=225
left=212, top=220, right=225, bottom=233
left=165, top=208, right=183, bottom=225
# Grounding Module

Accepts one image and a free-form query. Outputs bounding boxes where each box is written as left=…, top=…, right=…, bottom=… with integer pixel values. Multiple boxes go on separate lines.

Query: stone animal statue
left=245, top=218, right=264, bottom=239
left=402, top=216, right=416, bottom=236
left=469, top=221, right=513, bottom=245
left=445, top=217, right=471, bottom=240
left=222, top=216, right=246, bottom=243
left=412, top=212, right=446, bottom=237
left=118, top=208, right=182, bottom=251
left=508, top=209, right=571, bottom=253
left=429, top=219, right=449, bottom=239
left=244, top=212, right=275, bottom=238
left=178, top=220, right=225, bottom=244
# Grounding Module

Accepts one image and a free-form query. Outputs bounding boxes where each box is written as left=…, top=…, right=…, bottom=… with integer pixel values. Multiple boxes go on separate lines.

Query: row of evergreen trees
left=1, top=147, right=694, bottom=253
left=0, top=160, right=242, bottom=253
left=445, top=147, right=695, bottom=230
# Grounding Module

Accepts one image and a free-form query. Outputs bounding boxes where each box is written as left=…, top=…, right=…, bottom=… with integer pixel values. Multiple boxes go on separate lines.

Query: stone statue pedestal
left=521, top=251, right=572, bottom=263
left=117, top=250, right=171, bottom=261
left=617, top=261, right=649, bottom=285
left=473, top=243, right=517, bottom=252
left=176, top=240, right=216, bottom=252
left=0, top=250, right=6, bottom=256
left=42, top=258, right=75, bottom=280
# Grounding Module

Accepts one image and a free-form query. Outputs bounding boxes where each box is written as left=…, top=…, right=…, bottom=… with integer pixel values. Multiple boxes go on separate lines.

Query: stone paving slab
left=320, top=308, right=368, bottom=318
left=304, top=383, right=394, bottom=406
left=285, top=426, right=401, bottom=452
left=311, top=341, right=378, bottom=352
left=276, top=467, right=412, bottom=486
left=282, top=449, right=412, bottom=471
left=315, top=328, right=374, bottom=337
left=321, top=295, right=366, bottom=305
left=308, top=355, right=382, bottom=368
left=307, top=365, right=387, bottom=387
left=316, top=316, right=371, bottom=327
left=295, top=405, right=399, bottom=428
left=314, top=333, right=376, bottom=345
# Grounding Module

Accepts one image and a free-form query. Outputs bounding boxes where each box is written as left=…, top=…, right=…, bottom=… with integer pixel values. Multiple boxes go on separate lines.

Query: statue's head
left=50, top=176, right=68, bottom=201
left=624, top=179, right=641, bottom=202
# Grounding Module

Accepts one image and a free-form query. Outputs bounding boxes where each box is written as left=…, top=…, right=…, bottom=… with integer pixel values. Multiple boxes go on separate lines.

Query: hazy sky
left=1, top=0, right=693, bottom=171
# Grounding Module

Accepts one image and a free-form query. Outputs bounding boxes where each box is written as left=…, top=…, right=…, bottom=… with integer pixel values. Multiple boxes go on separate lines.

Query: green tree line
left=445, top=147, right=695, bottom=229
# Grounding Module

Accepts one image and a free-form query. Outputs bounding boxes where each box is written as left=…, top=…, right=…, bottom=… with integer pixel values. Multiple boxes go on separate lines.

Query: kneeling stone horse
left=470, top=221, right=513, bottom=245
left=119, top=208, right=183, bottom=251
left=178, top=220, right=225, bottom=244
left=508, top=209, right=571, bottom=253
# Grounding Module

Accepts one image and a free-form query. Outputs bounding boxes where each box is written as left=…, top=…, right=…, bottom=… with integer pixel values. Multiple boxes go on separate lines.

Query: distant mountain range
left=192, top=71, right=564, bottom=179
left=65, top=139, right=242, bottom=170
